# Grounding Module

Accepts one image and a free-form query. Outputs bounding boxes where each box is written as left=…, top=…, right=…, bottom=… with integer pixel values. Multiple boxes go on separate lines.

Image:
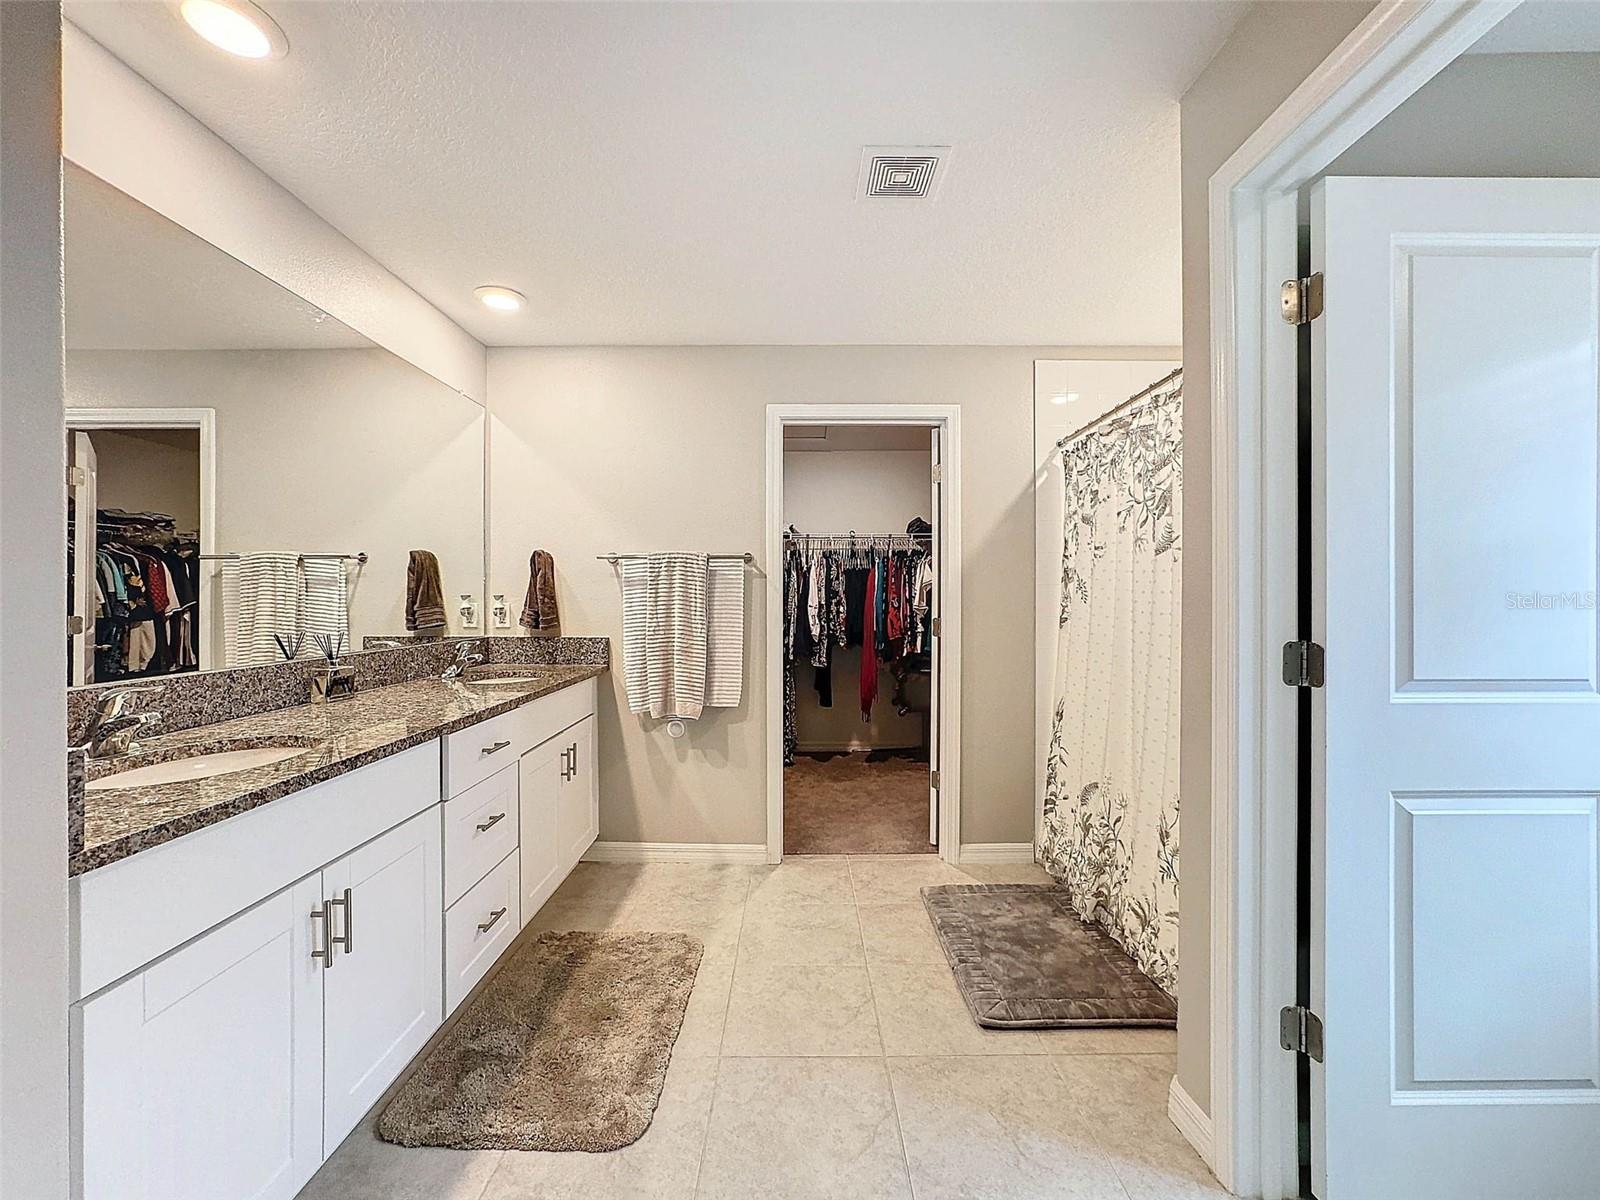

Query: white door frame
left=65, top=407, right=218, bottom=673
left=764, top=404, right=962, bottom=865
left=1206, top=2, right=1520, bottom=1195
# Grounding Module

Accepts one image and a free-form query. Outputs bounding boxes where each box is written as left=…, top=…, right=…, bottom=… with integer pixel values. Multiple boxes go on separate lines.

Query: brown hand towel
left=406, top=549, right=448, bottom=632
left=519, top=550, right=561, bottom=637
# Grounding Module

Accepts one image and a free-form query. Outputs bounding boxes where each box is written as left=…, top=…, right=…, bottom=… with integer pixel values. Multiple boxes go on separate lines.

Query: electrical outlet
left=492, top=594, right=512, bottom=630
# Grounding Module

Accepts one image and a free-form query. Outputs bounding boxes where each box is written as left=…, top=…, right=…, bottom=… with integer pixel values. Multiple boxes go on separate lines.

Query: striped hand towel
left=299, top=556, right=351, bottom=654
left=222, top=553, right=302, bottom=667
left=646, top=553, right=709, bottom=720
left=620, top=558, right=652, bottom=714
left=705, top=556, right=745, bottom=707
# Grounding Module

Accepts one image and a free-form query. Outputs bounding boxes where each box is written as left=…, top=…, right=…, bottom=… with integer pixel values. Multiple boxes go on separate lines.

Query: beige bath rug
left=377, top=930, right=703, bottom=1152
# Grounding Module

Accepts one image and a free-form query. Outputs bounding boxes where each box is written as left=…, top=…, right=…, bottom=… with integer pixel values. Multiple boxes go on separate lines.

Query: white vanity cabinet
left=321, top=809, right=443, bottom=1149
left=439, top=676, right=599, bottom=1010
left=77, top=875, right=327, bottom=1200
left=76, top=806, right=442, bottom=1200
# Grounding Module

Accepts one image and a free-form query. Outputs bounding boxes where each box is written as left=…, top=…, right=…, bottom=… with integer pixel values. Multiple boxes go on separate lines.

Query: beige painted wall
left=488, top=346, right=1177, bottom=849
left=1177, top=0, right=1378, bottom=1115
left=67, top=348, right=485, bottom=653
left=785, top=448, right=931, bottom=752
left=81, top=428, right=201, bottom=532
left=1330, top=52, right=1600, bottom=176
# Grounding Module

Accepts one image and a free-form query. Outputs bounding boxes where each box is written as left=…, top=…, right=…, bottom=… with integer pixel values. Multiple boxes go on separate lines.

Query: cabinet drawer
left=443, top=708, right=525, bottom=799
left=444, top=851, right=519, bottom=1014
left=444, top=764, right=519, bottom=906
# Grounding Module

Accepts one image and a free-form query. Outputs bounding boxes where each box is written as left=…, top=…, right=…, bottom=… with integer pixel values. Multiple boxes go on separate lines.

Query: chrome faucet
left=76, top=685, right=164, bottom=759
left=441, top=642, right=485, bottom=680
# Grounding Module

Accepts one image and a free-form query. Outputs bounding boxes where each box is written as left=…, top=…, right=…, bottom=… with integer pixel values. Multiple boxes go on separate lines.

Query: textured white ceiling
left=66, top=162, right=371, bottom=351
left=65, top=1, right=1245, bottom=347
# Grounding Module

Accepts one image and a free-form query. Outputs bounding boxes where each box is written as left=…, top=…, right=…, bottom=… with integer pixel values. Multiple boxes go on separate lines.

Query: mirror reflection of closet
left=62, top=162, right=487, bottom=686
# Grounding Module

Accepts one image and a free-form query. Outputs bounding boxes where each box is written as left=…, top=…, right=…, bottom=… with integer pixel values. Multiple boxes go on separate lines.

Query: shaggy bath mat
left=376, top=930, right=702, bottom=1152
left=921, top=883, right=1176, bottom=1028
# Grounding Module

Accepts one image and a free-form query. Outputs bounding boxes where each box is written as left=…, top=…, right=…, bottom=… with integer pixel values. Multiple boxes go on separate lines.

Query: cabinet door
left=518, top=735, right=564, bottom=927
left=322, top=808, right=443, bottom=1150
left=77, top=875, right=325, bottom=1200
left=556, top=715, right=599, bottom=871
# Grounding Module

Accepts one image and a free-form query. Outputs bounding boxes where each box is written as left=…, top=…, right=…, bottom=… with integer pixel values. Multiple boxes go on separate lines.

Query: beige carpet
left=784, top=751, right=935, bottom=855
left=376, top=930, right=702, bottom=1152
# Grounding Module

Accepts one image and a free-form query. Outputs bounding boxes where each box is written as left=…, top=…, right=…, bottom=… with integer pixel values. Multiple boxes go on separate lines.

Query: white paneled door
left=1313, top=177, right=1600, bottom=1199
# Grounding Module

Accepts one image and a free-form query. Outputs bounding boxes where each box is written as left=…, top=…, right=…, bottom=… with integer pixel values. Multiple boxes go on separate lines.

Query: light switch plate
left=492, top=594, right=512, bottom=630
left=458, top=594, right=480, bottom=630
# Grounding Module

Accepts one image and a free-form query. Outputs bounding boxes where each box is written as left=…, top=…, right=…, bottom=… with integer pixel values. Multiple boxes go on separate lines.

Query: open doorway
left=765, top=405, right=961, bottom=864
left=780, top=423, right=937, bottom=855
left=65, top=408, right=215, bottom=684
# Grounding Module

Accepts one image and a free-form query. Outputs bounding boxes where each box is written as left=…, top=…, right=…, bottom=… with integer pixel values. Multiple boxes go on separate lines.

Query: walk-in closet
left=781, top=423, right=938, bottom=854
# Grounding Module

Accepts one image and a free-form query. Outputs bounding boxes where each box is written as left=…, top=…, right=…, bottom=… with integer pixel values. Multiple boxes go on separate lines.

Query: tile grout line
left=690, top=869, right=752, bottom=1199
left=1041, top=1051, right=1139, bottom=1200
left=846, top=856, right=919, bottom=1198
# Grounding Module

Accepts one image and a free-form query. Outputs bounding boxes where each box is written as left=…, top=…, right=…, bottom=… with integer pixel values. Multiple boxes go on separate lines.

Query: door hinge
left=931, top=465, right=943, bottom=484
left=1280, top=1005, right=1325, bottom=1063
left=931, top=770, right=941, bottom=789
left=1280, top=272, right=1324, bottom=325
left=68, top=614, right=86, bottom=636
left=930, top=616, right=942, bottom=638
left=1281, top=640, right=1325, bottom=688
left=67, top=465, right=86, bottom=488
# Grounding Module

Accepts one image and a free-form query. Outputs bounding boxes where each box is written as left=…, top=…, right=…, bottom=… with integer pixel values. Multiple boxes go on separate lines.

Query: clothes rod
left=784, top=532, right=929, bottom=540
left=1055, top=365, right=1183, bottom=449
left=198, top=552, right=369, bottom=564
left=597, top=552, right=755, bottom=564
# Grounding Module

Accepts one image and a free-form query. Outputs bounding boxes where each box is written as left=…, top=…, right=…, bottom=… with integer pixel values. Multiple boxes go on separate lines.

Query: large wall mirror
left=64, top=163, right=486, bottom=686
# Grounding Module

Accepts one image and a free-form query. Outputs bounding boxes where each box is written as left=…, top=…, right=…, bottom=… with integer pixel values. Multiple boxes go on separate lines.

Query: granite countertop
left=71, top=665, right=604, bottom=877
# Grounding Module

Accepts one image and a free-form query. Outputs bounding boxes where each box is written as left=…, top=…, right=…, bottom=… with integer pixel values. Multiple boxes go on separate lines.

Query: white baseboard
left=582, top=841, right=768, bottom=865
left=955, top=842, right=1037, bottom=864
left=1167, top=1076, right=1215, bottom=1169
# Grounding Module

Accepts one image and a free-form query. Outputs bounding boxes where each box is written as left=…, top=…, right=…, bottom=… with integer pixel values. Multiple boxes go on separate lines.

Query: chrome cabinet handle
left=475, top=811, right=506, bottom=833
left=311, top=903, right=334, bottom=969
left=480, top=739, right=512, bottom=757
left=477, top=907, right=508, bottom=934
left=328, top=887, right=353, bottom=955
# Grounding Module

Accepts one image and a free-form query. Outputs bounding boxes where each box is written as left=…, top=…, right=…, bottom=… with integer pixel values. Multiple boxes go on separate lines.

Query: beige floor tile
left=524, top=894, right=637, bottom=932
left=626, top=863, right=753, bottom=908
left=889, top=1056, right=1130, bottom=1200
left=721, top=963, right=882, bottom=1057
left=1032, top=1027, right=1178, bottom=1056
left=672, top=957, right=735, bottom=1057
left=1053, top=1055, right=1228, bottom=1199
left=475, top=1053, right=717, bottom=1200
left=548, top=862, right=648, bottom=905
left=856, top=900, right=947, bottom=964
left=299, top=1115, right=502, bottom=1200
left=847, top=856, right=968, bottom=906
left=626, top=898, right=747, bottom=956
left=747, top=855, right=853, bottom=905
left=869, top=961, right=1044, bottom=1056
left=736, top=897, right=865, bottom=966
left=696, top=1057, right=913, bottom=1200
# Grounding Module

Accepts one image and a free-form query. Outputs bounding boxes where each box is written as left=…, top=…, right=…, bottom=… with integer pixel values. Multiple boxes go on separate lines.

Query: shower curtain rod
left=1054, top=365, right=1183, bottom=449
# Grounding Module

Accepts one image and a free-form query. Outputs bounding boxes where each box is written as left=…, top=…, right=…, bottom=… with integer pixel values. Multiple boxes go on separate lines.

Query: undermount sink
left=87, top=740, right=320, bottom=792
left=459, top=666, right=551, bottom=687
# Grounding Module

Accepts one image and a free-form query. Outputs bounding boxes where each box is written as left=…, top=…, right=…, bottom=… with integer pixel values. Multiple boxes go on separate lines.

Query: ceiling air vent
left=857, top=145, right=952, bottom=201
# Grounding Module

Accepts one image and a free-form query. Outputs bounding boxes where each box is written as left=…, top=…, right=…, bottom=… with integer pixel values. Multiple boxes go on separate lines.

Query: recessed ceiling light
left=474, top=286, right=527, bottom=313
left=1050, top=392, right=1080, bottom=406
left=177, top=0, right=287, bottom=60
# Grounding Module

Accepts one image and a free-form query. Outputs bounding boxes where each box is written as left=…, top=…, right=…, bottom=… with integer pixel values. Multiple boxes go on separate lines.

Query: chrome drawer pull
left=477, top=907, right=508, bottom=934
left=480, top=739, right=512, bottom=757
left=475, top=811, right=507, bottom=833
left=310, top=903, right=334, bottom=969
left=328, top=887, right=353, bottom=955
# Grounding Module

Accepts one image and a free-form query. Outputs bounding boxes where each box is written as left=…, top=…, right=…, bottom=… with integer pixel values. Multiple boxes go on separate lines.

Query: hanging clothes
left=860, top=558, right=879, bottom=721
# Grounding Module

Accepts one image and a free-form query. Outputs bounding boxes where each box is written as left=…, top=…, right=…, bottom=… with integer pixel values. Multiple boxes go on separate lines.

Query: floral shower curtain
left=1038, top=372, right=1182, bottom=994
